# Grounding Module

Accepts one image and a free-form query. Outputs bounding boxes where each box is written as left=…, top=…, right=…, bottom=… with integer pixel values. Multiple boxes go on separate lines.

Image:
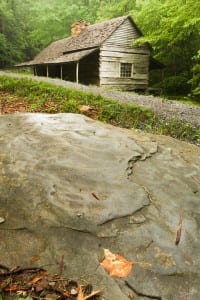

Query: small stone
left=70, top=288, right=78, bottom=296
left=0, top=217, right=5, bottom=224
left=77, top=213, right=83, bottom=217
left=48, top=281, right=56, bottom=287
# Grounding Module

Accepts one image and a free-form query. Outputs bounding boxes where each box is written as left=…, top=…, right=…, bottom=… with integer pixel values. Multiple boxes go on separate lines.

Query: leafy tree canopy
left=0, top=0, right=199, bottom=97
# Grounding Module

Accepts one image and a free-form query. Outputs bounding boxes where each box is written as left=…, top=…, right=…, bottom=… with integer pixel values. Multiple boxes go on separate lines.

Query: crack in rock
left=125, top=143, right=158, bottom=178
left=126, top=154, right=145, bottom=177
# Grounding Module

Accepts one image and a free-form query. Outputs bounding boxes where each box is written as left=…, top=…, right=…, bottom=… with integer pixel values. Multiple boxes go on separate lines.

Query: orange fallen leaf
left=5, top=285, right=28, bottom=292
left=100, top=249, right=133, bottom=277
left=5, top=285, right=18, bottom=292
left=31, top=276, right=42, bottom=284
left=100, top=249, right=151, bottom=278
left=77, top=286, right=84, bottom=300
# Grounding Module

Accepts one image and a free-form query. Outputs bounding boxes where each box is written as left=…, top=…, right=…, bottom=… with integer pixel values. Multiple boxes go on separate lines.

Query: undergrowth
left=0, top=75, right=199, bottom=145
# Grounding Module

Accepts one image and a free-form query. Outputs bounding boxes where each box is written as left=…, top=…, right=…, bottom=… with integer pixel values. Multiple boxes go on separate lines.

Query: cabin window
left=120, top=63, right=132, bottom=78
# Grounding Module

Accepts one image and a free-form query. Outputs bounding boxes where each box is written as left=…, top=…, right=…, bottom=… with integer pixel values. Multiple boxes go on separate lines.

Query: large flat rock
left=0, top=113, right=200, bottom=300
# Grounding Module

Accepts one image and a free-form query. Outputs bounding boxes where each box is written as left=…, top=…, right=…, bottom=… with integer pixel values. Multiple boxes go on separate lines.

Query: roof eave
left=19, top=48, right=99, bottom=66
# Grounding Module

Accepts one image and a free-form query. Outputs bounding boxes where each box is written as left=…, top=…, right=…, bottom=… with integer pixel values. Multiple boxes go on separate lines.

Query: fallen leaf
left=128, top=291, right=134, bottom=299
left=77, top=285, right=84, bottom=300
left=100, top=249, right=151, bottom=278
left=175, top=208, right=184, bottom=245
left=31, top=276, right=42, bottom=284
left=5, top=285, right=28, bottom=292
left=35, top=279, right=49, bottom=292
left=91, top=192, right=100, bottom=200
left=5, top=285, right=18, bottom=292
left=31, top=256, right=40, bottom=262
left=79, top=105, right=91, bottom=112
left=100, top=249, right=133, bottom=277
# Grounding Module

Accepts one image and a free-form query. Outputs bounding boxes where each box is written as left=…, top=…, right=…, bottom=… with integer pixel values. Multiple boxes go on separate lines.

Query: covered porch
left=33, top=49, right=100, bottom=85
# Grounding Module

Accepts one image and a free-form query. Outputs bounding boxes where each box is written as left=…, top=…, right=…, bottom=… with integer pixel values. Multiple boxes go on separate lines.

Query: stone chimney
left=71, top=20, right=90, bottom=38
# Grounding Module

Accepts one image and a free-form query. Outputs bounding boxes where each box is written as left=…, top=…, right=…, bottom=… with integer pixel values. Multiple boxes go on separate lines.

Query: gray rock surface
left=0, top=113, right=200, bottom=300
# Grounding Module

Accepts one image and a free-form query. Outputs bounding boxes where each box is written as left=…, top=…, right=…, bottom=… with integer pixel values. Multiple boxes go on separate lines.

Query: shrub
left=188, top=62, right=200, bottom=102
left=162, top=75, right=190, bottom=95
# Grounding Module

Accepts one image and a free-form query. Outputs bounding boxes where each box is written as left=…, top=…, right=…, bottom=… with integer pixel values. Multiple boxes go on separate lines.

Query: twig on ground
left=91, top=192, right=100, bottom=200
left=0, top=267, right=46, bottom=277
left=192, top=175, right=200, bottom=185
left=58, top=255, right=65, bottom=278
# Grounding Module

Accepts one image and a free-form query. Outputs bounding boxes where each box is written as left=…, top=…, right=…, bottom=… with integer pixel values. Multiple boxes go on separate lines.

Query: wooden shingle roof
left=62, top=15, right=141, bottom=53
left=18, top=16, right=142, bottom=66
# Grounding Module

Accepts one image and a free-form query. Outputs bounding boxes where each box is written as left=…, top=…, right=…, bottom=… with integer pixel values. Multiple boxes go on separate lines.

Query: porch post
left=46, top=64, right=49, bottom=77
left=76, top=62, right=79, bottom=83
left=61, top=64, right=63, bottom=80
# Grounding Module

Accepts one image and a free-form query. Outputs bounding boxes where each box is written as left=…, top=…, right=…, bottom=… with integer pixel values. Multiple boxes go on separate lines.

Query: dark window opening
left=120, top=63, right=132, bottom=78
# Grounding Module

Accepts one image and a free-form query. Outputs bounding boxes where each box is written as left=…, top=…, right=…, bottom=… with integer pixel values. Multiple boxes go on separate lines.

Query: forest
left=0, top=0, right=200, bottom=99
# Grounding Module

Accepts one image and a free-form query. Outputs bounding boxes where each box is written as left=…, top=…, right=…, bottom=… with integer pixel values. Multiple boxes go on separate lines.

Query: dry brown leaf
left=79, top=105, right=91, bottom=112
left=77, top=285, right=102, bottom=300
left=35, top=279, right=49, bottom=292
left=175, top=208, right=184, bottom=245
left=31, top=276, right=42, bottom=284
left=77, top=286, right=84, bottom=300
left=100, top=249, right=151, bottom=278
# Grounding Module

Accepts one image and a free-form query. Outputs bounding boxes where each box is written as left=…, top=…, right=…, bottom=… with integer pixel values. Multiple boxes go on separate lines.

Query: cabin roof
left=62, top=15, right=142, bottom=54
left=17, top=16, right=143, bottom=66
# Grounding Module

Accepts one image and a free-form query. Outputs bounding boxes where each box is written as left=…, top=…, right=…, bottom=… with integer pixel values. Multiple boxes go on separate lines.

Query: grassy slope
left=0, top=75, right=199, bottom=145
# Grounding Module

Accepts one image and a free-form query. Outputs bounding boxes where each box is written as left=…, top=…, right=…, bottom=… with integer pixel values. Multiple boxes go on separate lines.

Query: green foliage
left=134, top=0, right=200, bottom=96
left=0, top=0, right=200, bottom=99
left=60, top=99, right=79, bottom=113
left=188, top=50, right=200, bottom=101
left=0, top=0, right=36, bottom=67
left=162, top=75, right=190, bottom=95
left=0, top=0, right=103, bottom=67
left=97, top=0, right=137, bottom=20
left=0, top=75, right=199, bottom=145
left=158, top=119, right=200, bottom=145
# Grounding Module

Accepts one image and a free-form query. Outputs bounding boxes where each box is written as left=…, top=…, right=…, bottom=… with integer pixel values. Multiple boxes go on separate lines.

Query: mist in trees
left=0, top=0, right=199, bottom=98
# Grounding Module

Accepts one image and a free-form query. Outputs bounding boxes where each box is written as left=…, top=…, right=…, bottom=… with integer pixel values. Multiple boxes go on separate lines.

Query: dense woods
left=0, top=0, right=200, bottom=98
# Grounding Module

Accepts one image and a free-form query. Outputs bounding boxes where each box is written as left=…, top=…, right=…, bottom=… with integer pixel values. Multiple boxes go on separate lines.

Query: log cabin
left=18, top=16, right=163, bottom=91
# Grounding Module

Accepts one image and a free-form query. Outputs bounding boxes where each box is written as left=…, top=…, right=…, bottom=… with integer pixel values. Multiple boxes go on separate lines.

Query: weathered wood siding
left=99, top=18, right=150, bottom=90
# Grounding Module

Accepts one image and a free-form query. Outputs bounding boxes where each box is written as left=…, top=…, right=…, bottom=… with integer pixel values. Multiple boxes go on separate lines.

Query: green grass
left=161, top=95, right=200, bottom=107
left=0, top=75, right=199, bottom=145
left=176, top=98, right=200, bottom=107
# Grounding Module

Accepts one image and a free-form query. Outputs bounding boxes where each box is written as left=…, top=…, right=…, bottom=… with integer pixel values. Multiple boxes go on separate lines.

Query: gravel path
left=1, top=71, right=200, bottom=129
